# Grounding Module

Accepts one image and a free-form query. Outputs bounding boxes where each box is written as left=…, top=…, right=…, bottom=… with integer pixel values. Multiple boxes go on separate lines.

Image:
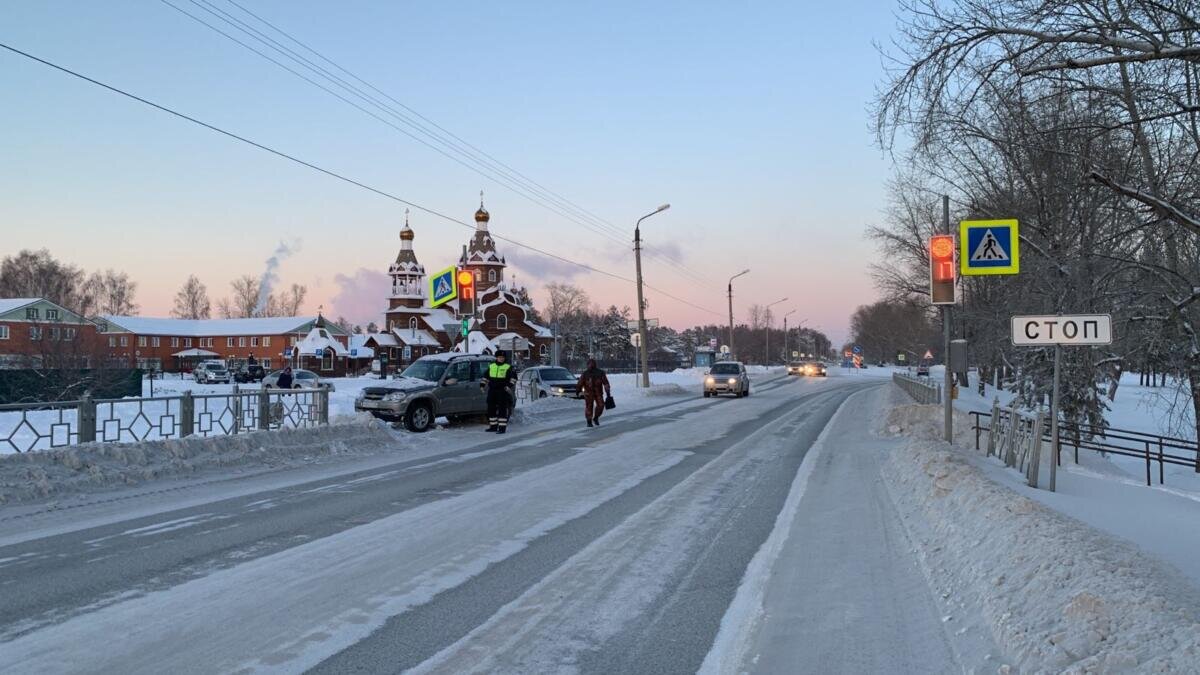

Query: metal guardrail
left=0, top=386, right=329, bottom=454
left=970, top=400, right=1200, bottom=490
left=892, top=372, right=942, bottom=404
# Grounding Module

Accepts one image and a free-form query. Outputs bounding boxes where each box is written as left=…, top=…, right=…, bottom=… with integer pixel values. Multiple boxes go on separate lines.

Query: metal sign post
left=1011, top=314, right=1113, bottom=491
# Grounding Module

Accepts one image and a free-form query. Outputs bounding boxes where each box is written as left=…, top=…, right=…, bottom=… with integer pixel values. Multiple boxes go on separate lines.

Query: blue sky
left=1, top=1, right=900, bottom=345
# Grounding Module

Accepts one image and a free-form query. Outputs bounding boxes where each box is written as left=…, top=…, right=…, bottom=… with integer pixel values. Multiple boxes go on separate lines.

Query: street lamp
left=764, top=297, right=787, bottom=367
left=635, top=203, right=670, bottom=388
left=727, top=269, right=750, bottom=360
left=782, top=310, right=797, bottom=364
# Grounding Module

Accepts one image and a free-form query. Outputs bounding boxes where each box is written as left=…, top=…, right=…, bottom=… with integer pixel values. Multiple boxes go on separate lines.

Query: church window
left=474, top=270, right=481, bottom=284
left=497, top=314, right=508, bottom=330
left=409, top=317, right=418, bottom=331
left=488, top=269, right=497, bottom=283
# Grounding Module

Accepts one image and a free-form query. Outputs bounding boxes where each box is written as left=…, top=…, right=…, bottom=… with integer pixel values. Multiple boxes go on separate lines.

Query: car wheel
left=405, top=403, right=434, bottom=432
left=538, top=391, right=548, bottom=399
left=293, top=385, right=302, bottom=390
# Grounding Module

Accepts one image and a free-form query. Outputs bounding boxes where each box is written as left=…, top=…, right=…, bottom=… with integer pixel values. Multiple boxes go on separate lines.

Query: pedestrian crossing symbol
left=959, top=219, right=1019, bottom=276
left=429, top=265, right=458, bottom=308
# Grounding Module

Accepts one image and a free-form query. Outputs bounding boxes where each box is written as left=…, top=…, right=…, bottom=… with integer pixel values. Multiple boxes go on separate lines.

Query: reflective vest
left=488, top=362, right=512, bottom=379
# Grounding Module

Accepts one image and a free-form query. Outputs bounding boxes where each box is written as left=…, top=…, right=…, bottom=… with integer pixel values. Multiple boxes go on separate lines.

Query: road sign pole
left=1050, top=343, right=1061, bottom=492
left=943, top=195, right=953, bottom=444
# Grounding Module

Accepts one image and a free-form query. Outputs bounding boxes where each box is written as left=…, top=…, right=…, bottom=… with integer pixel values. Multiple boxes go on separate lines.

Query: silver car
left=704, top=361, right=750, bottom=398
left=262, top=368, right=334, bottom=391
left=518, top=366, right=580, bottom=398
left=193, top=360, right=230, bottom=384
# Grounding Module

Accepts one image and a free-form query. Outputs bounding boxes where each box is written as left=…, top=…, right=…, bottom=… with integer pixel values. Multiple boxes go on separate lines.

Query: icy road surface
left=0, top=372, right=967, bottom=673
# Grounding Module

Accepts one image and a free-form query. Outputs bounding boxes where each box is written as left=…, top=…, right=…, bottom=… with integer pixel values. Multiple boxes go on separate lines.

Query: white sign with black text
left=1011, top=314, right=1112, bottom=346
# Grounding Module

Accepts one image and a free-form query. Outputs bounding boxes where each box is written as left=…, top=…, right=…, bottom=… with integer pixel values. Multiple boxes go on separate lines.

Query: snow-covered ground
left=881, top=384, right=1200, bottom=671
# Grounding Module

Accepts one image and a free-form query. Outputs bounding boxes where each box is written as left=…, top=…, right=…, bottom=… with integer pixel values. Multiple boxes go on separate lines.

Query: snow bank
left=0, top=415, right=394, bottom=505
left=883, top=390, right=1200, bottom=671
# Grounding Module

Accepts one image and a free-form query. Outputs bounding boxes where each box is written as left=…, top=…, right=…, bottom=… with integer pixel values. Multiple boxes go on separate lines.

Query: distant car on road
left=263, top=368, right=333, bottom=391
left=916, top=363, right=931, bottom=377
left=704, top=361, right=750, bottom=398
left=804, top=361, right=828, bottom=377
left=518, top=366, right=580, bottom=398
left=193, top=360, right=230, bottom=384
left=787, top=361, right=806, bottom=376
left=355, top=353, right=507, bottom=432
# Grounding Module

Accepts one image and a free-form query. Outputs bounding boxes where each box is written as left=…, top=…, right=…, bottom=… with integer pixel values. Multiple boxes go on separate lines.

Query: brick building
left=377, top=200, right=553, bottom=367
left=97, top=314, right=350, bottom=374
left=0, top=298, right=105, bottom=369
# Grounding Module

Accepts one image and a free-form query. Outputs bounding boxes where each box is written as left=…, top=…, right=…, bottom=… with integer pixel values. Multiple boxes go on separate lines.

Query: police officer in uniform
left=483, top=351, right=517, bottom=433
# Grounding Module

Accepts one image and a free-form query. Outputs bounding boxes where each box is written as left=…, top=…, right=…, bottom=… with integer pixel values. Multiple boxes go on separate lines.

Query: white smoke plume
left=254, top=239, right=301, bottom=315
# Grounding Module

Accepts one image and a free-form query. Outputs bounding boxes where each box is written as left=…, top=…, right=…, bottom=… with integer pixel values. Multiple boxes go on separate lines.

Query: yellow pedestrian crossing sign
left=960, top=219, right=1019, bottom=275
left=429, top=265, right=458, bottom=308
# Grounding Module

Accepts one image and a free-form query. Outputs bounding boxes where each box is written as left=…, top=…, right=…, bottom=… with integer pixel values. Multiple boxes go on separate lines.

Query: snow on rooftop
left=0, top=298, right=40, bottom=315
left=101, top=315, right=319, bottom=337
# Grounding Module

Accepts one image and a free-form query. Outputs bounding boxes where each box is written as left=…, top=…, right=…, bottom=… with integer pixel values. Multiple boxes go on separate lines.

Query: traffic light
left=457, top=269, right=475, bottom=300
left=929, top=234, right=956, bottom=305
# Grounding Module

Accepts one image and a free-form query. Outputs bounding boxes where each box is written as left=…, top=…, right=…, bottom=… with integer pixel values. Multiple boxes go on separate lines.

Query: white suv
left=193, top=361, right=231, bottom=384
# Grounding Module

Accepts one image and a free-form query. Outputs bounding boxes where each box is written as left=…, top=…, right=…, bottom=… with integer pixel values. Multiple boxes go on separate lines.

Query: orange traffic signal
left=929, top=234, right=956, bottom=305
left=457, top=269, right=475, bottom=299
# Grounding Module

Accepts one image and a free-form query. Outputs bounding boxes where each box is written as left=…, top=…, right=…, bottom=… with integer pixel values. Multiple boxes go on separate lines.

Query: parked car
left=704, top=361, right=750, bottom=398
left=518, top=366, right=580, bottom=398
left=193, top=360, right=230, bottom=384
left=355, top=353, right=509, bottom=432
left=234, top=364, right=266, bottom=383
left=916, top=363, right=931, bottom=377
left=804, top=361, right=828, bottom=377
left=262, top=368, right=334, bottom=391
left=787, top=361, right=806, bottom=376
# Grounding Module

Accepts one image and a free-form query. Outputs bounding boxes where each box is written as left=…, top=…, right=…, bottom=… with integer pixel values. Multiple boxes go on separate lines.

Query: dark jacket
left=577, top=368, right=611, bottom=397
left=276, top=371, right=294, bottom=389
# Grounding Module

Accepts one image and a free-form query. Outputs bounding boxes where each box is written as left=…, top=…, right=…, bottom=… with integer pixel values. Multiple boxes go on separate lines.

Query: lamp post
left=764, top=297, right=787, bottom=367
left=635, top=203, right=670, bottom=388
left=727, top=269, right=750, bottom=360
left=782, top=310, right=797, bottom=363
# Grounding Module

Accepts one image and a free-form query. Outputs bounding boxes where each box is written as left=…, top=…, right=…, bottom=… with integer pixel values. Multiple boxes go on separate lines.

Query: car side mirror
left=443, top=377, right=459, bottom=386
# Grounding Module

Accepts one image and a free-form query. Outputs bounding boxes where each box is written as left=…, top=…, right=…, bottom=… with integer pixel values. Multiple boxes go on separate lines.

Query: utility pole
left=727, top=269, right=749, bottom=360
left=635, top=204, right=670, bottom=388
left=765, top=297, right=787, bottom=367
left=943, top=195, right=953, bottom=443
left=783, top=310, right=797, bottom=363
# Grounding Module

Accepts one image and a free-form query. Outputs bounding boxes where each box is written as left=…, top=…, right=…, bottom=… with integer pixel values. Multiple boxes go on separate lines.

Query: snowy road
left=0, top=372, right=959, bottom=674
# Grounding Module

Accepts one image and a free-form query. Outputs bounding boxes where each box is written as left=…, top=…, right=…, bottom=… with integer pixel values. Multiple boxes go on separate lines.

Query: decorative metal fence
left=982, top=401, right=1047, bottom=489
left=892, top=372, right=942, bottom=404
left=0, top=386, right=329, bottom=454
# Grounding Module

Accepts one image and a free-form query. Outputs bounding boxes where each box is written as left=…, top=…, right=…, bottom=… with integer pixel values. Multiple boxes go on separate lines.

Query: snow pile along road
left=883, top=406, right=1200, bottom=671
left=0, top=414, right=394, bottom=505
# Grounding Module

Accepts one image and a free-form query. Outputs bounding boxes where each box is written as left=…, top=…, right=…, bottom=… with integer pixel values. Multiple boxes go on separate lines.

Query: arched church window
left=409, top=317, right=418, bottom=331
left=497, top=314, right=508, bottom=330
left=488, top=269, right=497, bottom=283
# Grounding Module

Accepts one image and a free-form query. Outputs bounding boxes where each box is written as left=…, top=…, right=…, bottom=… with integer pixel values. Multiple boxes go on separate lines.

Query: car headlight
left=728, top=378, right=737, bottom=384
left=705, top=377, right=715, bottom=385
left=552, top=386, right=564, bottom=394
left=383, top=391, right=408, bottom=402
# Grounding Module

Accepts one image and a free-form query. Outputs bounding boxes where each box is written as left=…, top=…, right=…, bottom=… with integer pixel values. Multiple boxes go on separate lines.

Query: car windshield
left=402, top=360, right=449, bottom=382
left=711, top=363, right=740, bottom=375
left=208, top=364, right=226, bottom=372
left=540, top=368, right=574, bottom=381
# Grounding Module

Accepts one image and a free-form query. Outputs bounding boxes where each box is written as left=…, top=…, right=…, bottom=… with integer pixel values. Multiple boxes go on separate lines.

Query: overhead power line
left=160, top=0, right=713, bottom=286
left=0, top=41, right=721, bottom=317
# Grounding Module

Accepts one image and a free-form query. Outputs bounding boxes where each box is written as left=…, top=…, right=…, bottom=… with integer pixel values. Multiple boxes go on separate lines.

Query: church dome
left=400, top=225, right=414, bottom=241
left=474, top=205, right=490, bottom=223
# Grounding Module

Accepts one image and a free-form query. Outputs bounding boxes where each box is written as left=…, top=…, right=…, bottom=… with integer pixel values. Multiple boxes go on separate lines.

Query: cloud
left=329, top=268, right=391, bottom=326
left=506, top=248, right=589, bottom=281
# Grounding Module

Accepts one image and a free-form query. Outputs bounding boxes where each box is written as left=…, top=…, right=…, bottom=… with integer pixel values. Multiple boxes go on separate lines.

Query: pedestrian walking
left=577, top=359, right=612, bottom=428
left=276, top=366, right=294, bottom=389
left=483, top=351, right=517, bottom=433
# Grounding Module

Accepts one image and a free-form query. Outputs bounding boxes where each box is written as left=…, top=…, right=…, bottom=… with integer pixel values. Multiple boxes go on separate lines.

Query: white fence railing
left=892, top=372, right=942, bottom=404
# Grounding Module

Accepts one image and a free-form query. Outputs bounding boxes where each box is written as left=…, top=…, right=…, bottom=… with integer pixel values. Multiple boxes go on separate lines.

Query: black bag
left=604, top=394, right=616, bottom=410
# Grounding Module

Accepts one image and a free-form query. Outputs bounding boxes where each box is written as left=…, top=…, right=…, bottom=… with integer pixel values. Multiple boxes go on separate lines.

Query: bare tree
left=266, top=283, right=307, bottom=316
left=0, top=249, right=86, bottom=311
left=172, top=275, right=211, bottom=319
left=219, top=275, right=260, bottom=319
left=84, top=269, right=138, bottom=316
